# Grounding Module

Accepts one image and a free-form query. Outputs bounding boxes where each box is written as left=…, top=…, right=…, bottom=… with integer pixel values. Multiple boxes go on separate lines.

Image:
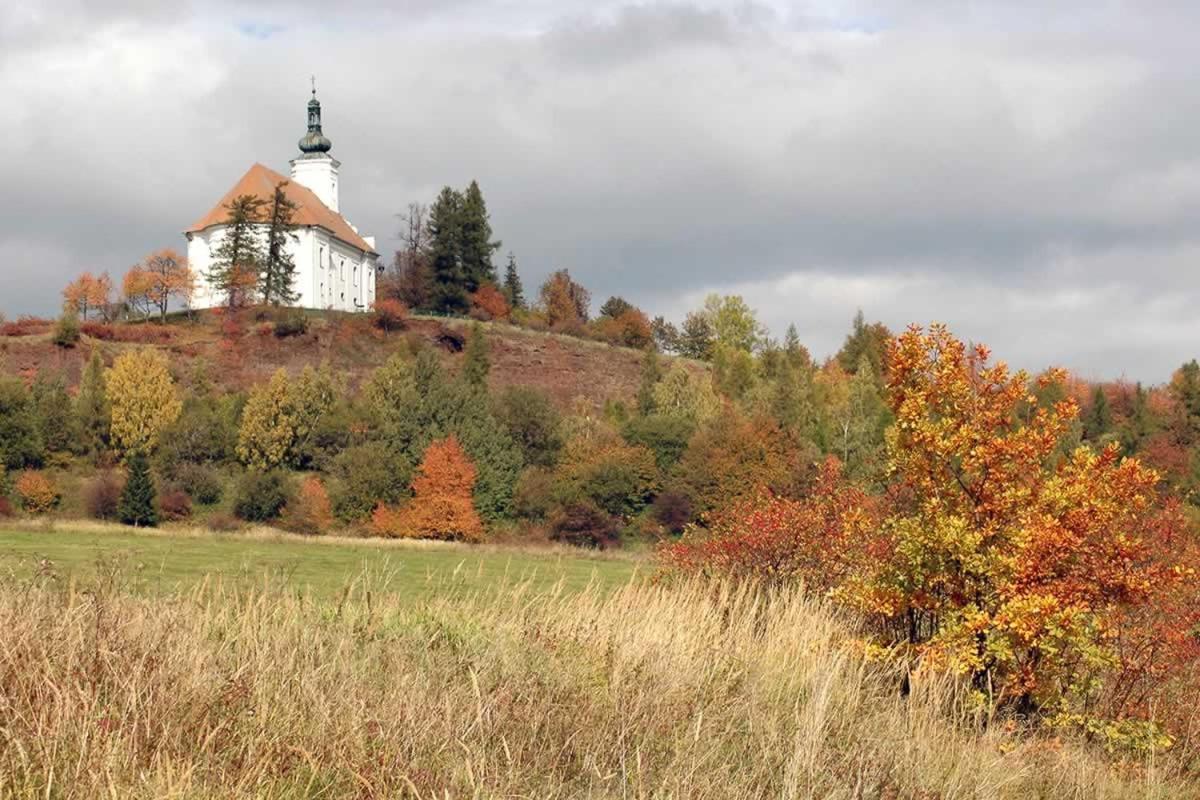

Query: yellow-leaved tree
left=237, top=366, right=339, bottom=470
left=106, top=348, right=181, bottom=456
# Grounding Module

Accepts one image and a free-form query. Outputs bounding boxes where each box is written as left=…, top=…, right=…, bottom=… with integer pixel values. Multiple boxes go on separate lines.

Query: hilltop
left=0, top=310, right=683, bottom=410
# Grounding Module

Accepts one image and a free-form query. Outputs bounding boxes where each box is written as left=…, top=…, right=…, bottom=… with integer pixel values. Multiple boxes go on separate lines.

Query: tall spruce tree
left=76, top=349, right=110, bottom=455
left=261, top=182, right=300, bottom=306
left=502, top=253, right=525, bottom=310
left=118, top=450, right=158, bottom=527
left=460, top=181, right=501, bottom=291
left=428, top=187, right=468, bottom=314
left=1084, top=385, right=1112, bottom=441
left=208, top=194, right=266, bottom=307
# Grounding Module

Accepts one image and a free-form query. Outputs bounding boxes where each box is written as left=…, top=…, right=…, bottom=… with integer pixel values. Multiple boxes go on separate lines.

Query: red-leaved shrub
left=158, top=488, right=192, bottom=521
left=372, top=298, right=408, bottom=332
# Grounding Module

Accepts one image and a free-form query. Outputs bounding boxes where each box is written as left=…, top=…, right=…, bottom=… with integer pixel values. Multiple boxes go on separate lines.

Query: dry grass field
left=0, top=549, right=1193, bottom=799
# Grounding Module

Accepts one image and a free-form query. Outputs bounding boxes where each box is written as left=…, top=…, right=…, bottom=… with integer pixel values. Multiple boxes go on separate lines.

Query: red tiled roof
left=185, top=163, right=377, bottom=255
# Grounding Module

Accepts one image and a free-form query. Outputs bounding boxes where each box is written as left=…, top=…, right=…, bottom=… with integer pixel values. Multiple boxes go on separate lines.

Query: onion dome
left=298, top=84, right=332, bottom=155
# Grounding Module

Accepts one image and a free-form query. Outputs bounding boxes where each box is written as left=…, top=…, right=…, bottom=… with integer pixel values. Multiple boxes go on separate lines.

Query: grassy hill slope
left=0, top=310, right=681, bottom=410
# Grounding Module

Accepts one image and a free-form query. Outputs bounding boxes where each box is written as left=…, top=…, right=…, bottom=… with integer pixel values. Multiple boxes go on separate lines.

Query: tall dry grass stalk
left=0, top=571, right=1191, bottom=799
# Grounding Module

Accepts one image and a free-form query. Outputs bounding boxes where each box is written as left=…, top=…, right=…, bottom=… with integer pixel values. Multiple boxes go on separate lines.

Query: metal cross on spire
left=311, top=75, right=316, bottom=97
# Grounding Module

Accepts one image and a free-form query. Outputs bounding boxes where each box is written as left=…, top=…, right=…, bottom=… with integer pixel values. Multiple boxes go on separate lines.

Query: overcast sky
left=3, top=0, right=1198, bottom=382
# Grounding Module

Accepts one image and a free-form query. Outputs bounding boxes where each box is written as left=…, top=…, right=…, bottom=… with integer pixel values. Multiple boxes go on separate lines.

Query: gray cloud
left=3, top=1, right=1200, bottom=381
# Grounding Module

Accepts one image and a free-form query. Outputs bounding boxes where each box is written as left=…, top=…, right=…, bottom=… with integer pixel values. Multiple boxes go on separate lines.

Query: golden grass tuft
left=0, top=573, right=1191, bottom=798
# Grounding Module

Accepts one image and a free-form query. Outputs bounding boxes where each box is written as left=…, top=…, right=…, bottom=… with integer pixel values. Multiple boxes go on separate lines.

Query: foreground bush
left=0, top=576, right=1188, bottom=798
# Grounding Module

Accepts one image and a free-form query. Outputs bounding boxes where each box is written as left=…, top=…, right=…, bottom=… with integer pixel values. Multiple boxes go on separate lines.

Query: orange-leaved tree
left=840, top=324, right=1188, bottom=726
left=370, top=436, right=483, bottom=542
left=63, top=272, right=113, bottom=321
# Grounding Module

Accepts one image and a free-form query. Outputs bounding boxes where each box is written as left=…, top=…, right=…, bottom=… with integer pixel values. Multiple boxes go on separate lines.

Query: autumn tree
left=62, top=272, right=113, bottom=321
left=127, top=249, right=194, bottom=322
left=237, top=366, right=339, bottom=470
left=844, top=324, right=1181, bottom=717
left=537, top=269, right=590, bottom=334
left=207, top=194, right=266, bottom=308
left=261, top=182, right=300, bottom=306
left=370, top=436, right=484, bottom=541
left=106, top=348, right=182, bottom=456
left=122, top=266, right=156, bottom=320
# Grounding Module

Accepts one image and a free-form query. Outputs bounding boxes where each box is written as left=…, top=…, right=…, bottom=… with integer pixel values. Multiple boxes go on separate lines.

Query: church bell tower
left=289, top=80, right=340, bottom=212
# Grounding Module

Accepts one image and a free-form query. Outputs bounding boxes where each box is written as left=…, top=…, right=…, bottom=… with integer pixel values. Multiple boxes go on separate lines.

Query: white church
left=184, top=88, right=379, bottom=311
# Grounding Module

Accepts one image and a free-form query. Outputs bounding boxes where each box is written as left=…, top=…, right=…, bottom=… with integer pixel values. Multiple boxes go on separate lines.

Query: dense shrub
left=492, top=387, right=563, bottom=468
left=0, top=496, right=12, bottom=518
left=83, top=471, right=124, bottom=520
left=281, top=477, right=333, bottom=535
left=513, top=466, right=556, bottom=519
left=173, top=463, right=224, bottom=505
left=16, top=470, right=59, bottom=514
left=52, top=312, right=80, bottom=348
left=329, top=443, right=411, bottom=522
left=0, top=375, right=44, bottom=469
left=469, top=285, right=510, bottom=322
left=372, top=299, right=408, bottom=332
left=233, top=470, right=291, bottom=523
left=0, top=316, right=51, bottom=337
left=651, top=491, right=694, bottom=534
left=553, top=436, right=659, bottom=518
left=158, top=488, right=192, bottom=521
left=157, top=399, right=238, bottom=474
left=272, top=310, right=309, bottom=338
left=549, top=501, right=620, bottom=549
left=621, top=414, right=695, bottom=470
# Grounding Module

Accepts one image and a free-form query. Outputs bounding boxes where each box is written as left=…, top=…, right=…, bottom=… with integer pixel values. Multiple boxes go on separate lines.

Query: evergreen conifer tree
left=460, top=181, right=501, bottom=291
left=1084, top=386, right=1113, bottom=441
left=502, top=253, right=525, bottom=310
left=118, top=450, right=158, bottom=527
left=76, top=349, right=110, bottom=455
left=428, top=187, right=468, bottom=314
left=462, top=324, right=491, bottom=388
left=207, top=194, right=266, bottom=307
left=261, top=182, right=300, bottom=306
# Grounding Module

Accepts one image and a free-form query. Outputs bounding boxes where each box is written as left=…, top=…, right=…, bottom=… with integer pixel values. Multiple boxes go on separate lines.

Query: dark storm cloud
left=4, top=0, right=1200, bottom=381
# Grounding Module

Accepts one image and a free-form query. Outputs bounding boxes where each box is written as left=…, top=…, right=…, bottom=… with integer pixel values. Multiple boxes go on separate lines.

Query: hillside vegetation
left=2, top=571, right=1189, bottom=799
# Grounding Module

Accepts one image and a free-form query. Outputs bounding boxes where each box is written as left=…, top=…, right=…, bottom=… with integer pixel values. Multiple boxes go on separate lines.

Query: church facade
left=184, top=90, right=379, bottom=312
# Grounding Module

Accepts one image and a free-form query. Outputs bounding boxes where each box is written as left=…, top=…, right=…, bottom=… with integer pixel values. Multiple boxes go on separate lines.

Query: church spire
left=298, top=78, right=333, bottom=156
